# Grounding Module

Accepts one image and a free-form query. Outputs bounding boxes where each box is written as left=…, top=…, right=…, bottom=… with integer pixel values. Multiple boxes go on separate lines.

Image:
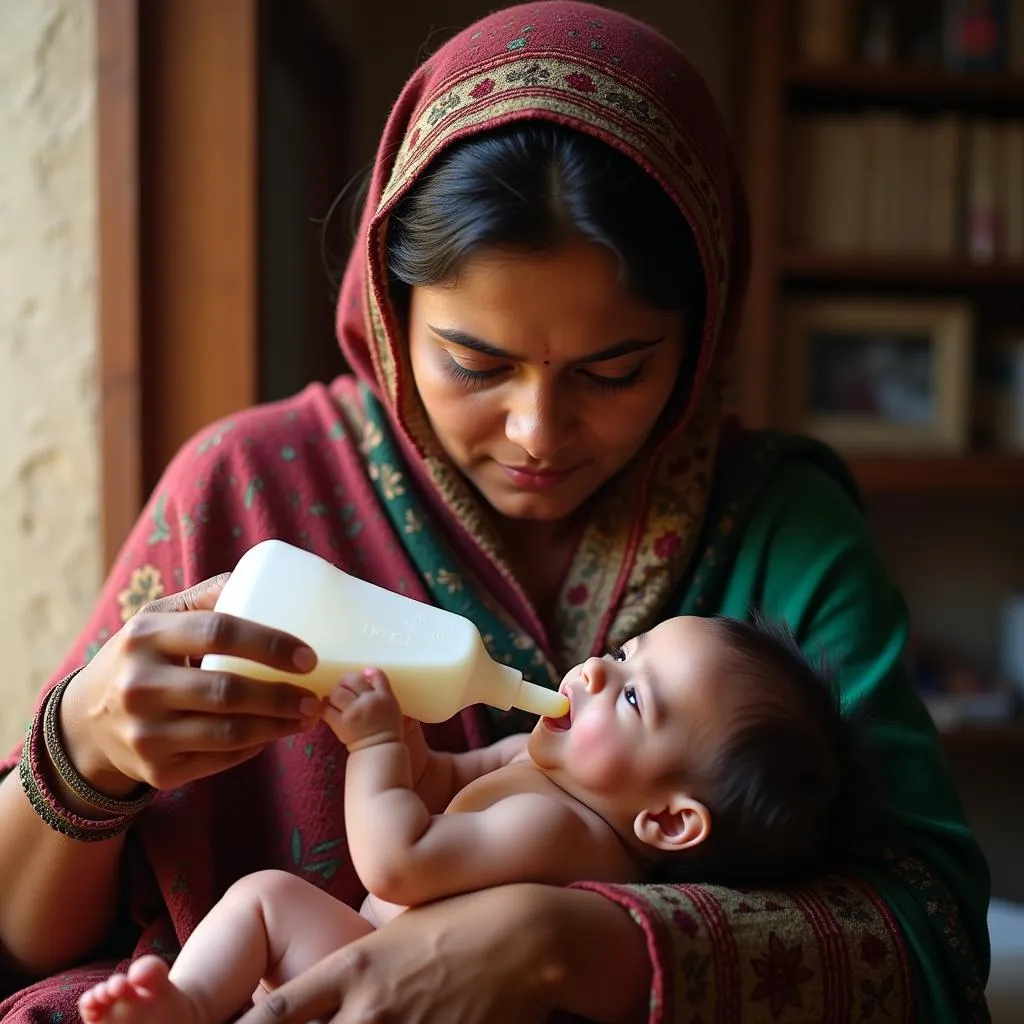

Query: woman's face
left=407, top=236, right=688, bottom=523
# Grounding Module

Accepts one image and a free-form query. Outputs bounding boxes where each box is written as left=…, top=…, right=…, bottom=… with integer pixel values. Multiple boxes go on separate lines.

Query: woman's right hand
left=58, top=574, right=322, bottom=798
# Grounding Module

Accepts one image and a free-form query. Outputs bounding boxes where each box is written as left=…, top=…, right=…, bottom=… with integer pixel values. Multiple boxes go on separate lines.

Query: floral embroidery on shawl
left=359, top=388, right=554, bottom=737
left=576, top=871, right=914, bottom=1023
left=116, top=565, right=165, bottom=622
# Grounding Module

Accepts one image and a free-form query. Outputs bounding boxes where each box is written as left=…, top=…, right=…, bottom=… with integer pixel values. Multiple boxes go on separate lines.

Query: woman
left=0, top=2, right=990, bottom=1021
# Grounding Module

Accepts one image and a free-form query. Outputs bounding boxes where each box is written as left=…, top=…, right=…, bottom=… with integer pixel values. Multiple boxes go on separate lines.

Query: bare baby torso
left=360, top=754, right=636, bottom=926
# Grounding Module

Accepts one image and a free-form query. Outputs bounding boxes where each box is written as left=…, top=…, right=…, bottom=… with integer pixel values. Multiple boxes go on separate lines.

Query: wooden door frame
left=96, top=0, right=143, bottom=570
left=96, top=0, right=259, bottom=568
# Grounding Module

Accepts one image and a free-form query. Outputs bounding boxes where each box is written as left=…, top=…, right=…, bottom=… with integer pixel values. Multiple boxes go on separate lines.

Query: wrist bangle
left=18, top=670, right=154, bottom=842
left=42, top=672, right=155, bottom=816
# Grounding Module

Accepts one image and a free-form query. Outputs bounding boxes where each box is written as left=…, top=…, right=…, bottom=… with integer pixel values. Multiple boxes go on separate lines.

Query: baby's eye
left=605, top=644, right=627, bottom=662
left=623, top=683, right=640, bottom=713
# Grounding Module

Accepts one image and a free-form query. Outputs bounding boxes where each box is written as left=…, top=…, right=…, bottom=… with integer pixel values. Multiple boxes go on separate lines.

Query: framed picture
left=783, top=298, right=973, bottom=453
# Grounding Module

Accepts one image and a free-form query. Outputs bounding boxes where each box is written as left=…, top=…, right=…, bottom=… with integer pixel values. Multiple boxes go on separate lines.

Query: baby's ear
left=633, top=796, right=711, bottom=853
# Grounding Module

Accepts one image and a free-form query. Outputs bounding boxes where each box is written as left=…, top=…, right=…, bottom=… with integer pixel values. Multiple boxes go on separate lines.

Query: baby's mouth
left=544, top=686, right=573, bottom=731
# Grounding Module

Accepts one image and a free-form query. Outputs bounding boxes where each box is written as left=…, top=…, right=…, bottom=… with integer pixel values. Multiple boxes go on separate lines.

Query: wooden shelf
left=939, top=723, right=1024, bottom=754
left=847, top=455, right=1024, bottom=494
left=781, top=250, right=1024, bottom=289
left=784, top=63, right=1024, bottom=109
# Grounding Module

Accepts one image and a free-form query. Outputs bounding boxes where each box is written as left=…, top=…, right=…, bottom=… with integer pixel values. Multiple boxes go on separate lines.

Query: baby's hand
left=322, top=669, right=403, bottom=752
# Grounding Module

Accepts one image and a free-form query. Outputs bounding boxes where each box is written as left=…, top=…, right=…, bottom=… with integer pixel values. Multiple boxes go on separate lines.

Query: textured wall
left=0, top=0, right=100, bottom=751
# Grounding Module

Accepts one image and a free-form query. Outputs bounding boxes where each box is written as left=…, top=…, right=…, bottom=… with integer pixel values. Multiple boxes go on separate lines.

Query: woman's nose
left=504, top=381, right=572, bottom=461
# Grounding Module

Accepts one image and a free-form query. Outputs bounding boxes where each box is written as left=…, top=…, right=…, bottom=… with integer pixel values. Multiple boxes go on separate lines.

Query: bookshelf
left=785, top=63, right=1024, bottom=105
left=782, top=250, right=1024, bottom=287
left=738, top=0, right=1024, bottom=457
left=940, top=722, right=1024, bottom=752
left=848, top=452, right=1024, bottom=492
left=737, top=0, right=1024, bottom=755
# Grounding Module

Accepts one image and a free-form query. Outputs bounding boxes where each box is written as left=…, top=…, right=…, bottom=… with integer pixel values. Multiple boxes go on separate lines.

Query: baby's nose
left=581, top=656, right=607, bottom=694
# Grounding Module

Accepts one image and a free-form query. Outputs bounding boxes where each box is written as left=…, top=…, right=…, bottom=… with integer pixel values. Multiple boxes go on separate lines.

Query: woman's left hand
left=236, top=884, right=557, bottom=1024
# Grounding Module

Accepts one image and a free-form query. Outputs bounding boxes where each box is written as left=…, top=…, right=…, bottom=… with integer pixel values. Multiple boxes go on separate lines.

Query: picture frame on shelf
left=783, top=297, right=974, bottom=453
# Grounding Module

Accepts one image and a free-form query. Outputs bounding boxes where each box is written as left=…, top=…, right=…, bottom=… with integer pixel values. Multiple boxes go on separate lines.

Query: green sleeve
left=715, top=459, right=991, bottom=1017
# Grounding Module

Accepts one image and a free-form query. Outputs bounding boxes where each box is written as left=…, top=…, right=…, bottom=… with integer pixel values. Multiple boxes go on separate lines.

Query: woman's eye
left=442, top=356, right=506, bottom=389
left=623, top=683, right=640, bottom=713
left=605, top=644, right=627, bottom=662
left=580, top=365, right=645, bottom=394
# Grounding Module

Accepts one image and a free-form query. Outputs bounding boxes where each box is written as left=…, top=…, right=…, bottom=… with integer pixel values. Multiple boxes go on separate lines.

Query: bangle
left=18, top=671, right=155, bottom=842
left=42, top=673, right=155, bottom=815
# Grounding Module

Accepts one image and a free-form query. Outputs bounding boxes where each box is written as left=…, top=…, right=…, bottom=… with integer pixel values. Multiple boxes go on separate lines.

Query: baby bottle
left=201, top=540, right=568, bottom=722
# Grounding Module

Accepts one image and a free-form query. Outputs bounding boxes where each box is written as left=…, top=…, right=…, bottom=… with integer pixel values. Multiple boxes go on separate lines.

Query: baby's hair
left=662, top=612, right=862, bottom=885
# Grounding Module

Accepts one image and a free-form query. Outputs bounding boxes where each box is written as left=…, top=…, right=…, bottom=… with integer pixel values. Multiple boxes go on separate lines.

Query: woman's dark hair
left=386, top=122, right=706, bottom=330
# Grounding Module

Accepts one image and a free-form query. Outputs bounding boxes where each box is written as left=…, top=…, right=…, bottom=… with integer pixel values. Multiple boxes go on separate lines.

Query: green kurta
left=709, top=447, right=989, bottom=1020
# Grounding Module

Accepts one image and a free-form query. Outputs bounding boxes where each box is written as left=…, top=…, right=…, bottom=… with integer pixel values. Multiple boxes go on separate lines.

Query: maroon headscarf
left=334, top=1, right=751, bottom=665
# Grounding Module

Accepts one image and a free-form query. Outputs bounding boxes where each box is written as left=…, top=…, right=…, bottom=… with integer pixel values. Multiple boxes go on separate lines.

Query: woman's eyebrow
left=427, top=325, right=666, bottom=363
left=428, top=326, right=516, bottom=359
left=578, top=337, right=666, bottom=364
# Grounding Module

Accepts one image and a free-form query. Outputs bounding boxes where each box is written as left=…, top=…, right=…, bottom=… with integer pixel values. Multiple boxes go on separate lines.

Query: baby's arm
left=326, top=669, right=527, bottom=817
left=323, top=671, right=615, bottom=906
left=369, top=791, right=611, bottom=905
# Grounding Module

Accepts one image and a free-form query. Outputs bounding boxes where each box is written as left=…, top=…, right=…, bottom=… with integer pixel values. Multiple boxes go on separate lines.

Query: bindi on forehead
left=542, top=341, right=551, bottom=367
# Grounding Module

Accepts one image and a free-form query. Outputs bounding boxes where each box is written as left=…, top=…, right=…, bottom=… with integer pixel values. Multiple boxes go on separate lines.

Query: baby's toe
left=126, top=953, right=172, bottom=993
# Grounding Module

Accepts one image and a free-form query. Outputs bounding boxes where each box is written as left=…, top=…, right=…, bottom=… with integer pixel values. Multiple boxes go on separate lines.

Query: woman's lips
left=499, top=463, right=577, bottom=490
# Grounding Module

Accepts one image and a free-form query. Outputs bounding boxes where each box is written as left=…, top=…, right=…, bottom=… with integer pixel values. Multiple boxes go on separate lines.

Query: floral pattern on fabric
left=881, top=849, right=990, bottom=1023
left=578, top=872, right=912, bottom=1023
left=360, top=390, right=557, bottom=737
left=116, top=565, right=165, bottom=622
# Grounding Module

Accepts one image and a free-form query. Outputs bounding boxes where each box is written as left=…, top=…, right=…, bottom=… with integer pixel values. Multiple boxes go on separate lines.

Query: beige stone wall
left=0, top=0, right=100, bottom=750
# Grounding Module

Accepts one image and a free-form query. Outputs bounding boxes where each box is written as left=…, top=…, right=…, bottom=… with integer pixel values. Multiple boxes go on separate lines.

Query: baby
left=79, top=613, right=853, bottom=1024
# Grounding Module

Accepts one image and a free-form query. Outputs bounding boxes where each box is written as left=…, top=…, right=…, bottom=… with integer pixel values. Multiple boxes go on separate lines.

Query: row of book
left=793, top=0, right=1024, bottom=74
left=785, top=113, right=1024, bottom=261
left=941, top=0, right=1024, bottom=74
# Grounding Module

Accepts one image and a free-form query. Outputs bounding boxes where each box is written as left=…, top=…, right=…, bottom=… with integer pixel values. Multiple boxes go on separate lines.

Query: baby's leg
left=247, top=868, right=375, bottom=991
left=79, top=869, right=374, bottom=1024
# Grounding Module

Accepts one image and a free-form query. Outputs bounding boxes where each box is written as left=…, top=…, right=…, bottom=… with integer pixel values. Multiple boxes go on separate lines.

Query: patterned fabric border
left=370, top=52, right=730, bottom=413
left=549, top=371, right=723, bottom=663
left=357, top=387, right=559, bottom=737
left=382, top=56, right=727, bottom=289
left=601, top=372, right=727, bottom=652
left=576, top=873, right=913, bottom=1023
left=881, top=848, right=990, bottom=1023
left=363, top=287, right=566, bottom=655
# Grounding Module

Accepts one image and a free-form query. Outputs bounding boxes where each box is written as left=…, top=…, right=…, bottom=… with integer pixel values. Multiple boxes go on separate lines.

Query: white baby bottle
left=201, top=540, right=568, bottom=722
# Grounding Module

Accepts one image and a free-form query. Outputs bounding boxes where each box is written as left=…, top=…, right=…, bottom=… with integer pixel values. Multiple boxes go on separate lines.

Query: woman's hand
left=59, top=575, right=322, bottom=798
left=237, top=884, right=554, bottom=1024
left=235, top=884, right=652, bottom=1024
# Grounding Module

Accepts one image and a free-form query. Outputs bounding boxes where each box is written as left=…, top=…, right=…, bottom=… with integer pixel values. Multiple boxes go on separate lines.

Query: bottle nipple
left=515, top=680, right=569, bottom=719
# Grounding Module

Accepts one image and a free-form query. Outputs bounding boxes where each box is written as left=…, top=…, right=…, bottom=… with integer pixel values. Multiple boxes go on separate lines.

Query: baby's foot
left=79, top=955, right=199, bottom=1024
